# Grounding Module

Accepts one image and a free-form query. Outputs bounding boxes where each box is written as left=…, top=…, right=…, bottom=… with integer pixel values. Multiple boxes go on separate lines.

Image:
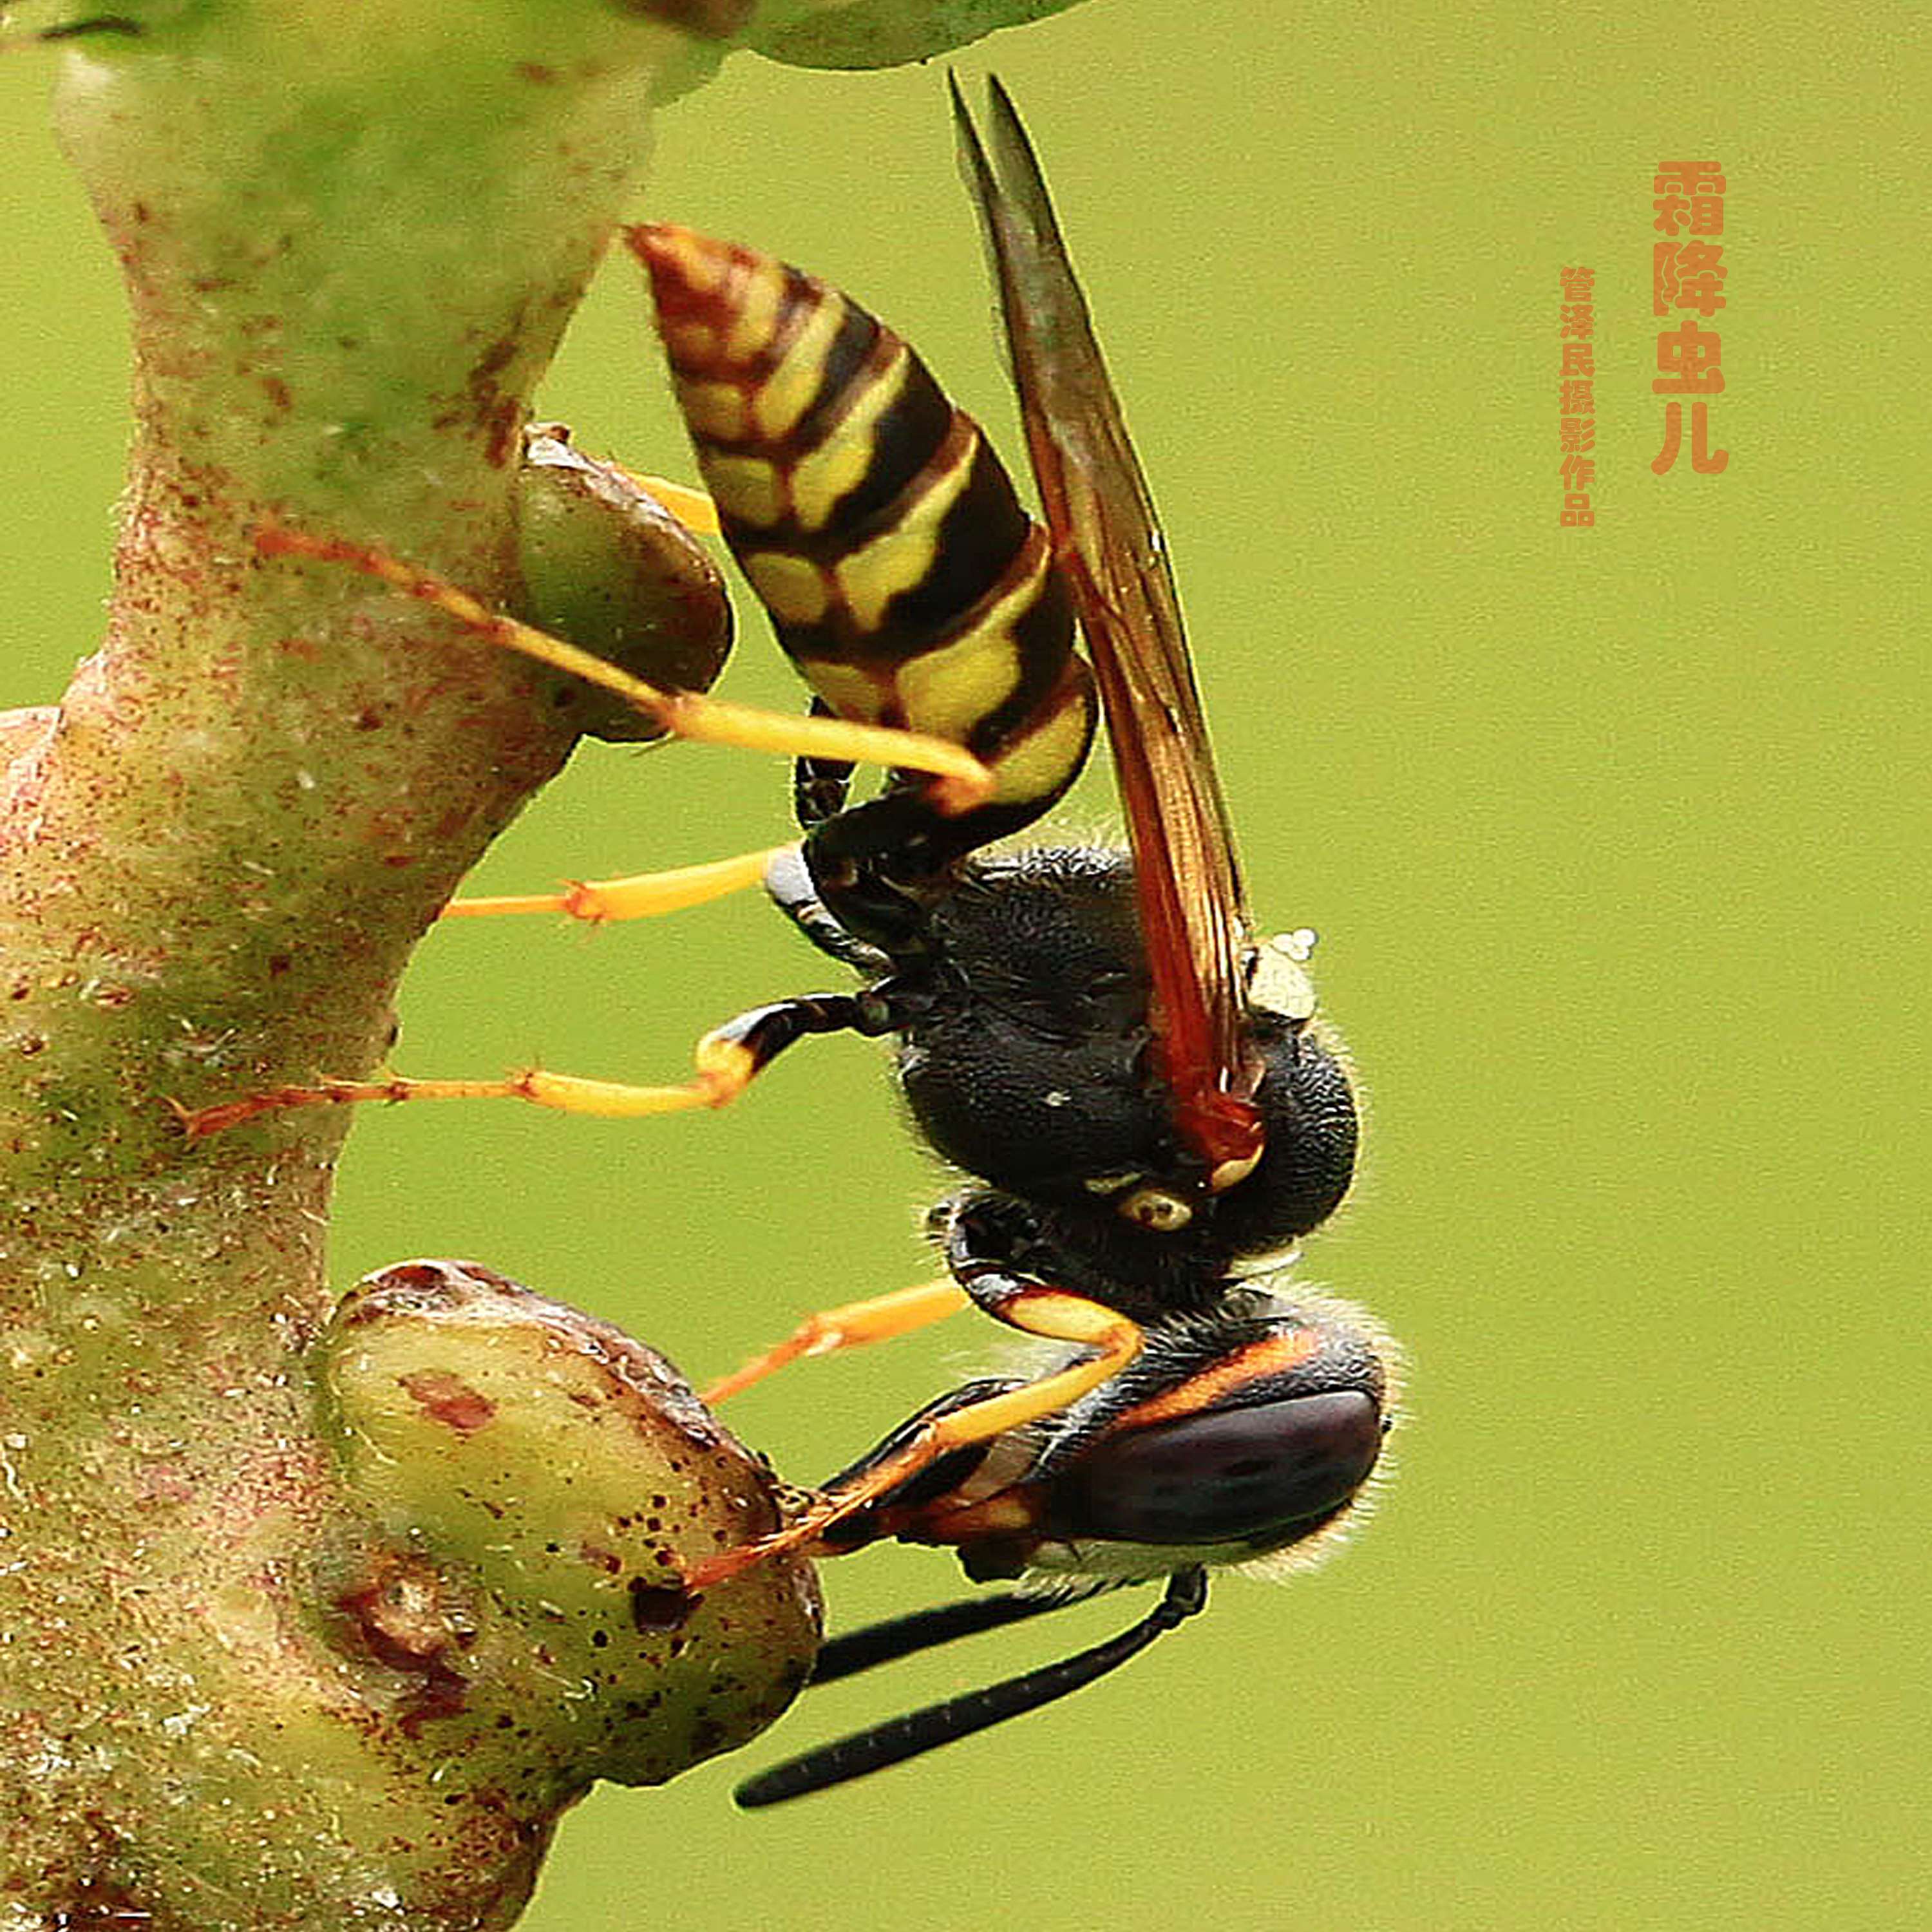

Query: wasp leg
left=682, top=1285, right=1142, bottom=1592
left=760, top=842, right=893, bottom=975
left=701, top=1278, right=968, bottom=1405
left=612, top=470, right=721, bottom=535
left=443, top=844, right=787, bottom=923
left=254, top=526, right=991, bottom=809
left=174, top=986, right=893, bottom=1139
left=172, top=1066, right=728, bottom=1138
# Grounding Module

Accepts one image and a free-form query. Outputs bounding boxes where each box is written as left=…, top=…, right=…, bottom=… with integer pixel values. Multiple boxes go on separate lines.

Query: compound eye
left=1115, top=1184, right=1193, bottom=1231
left=1048, top=1390, right=1383, bottom=1547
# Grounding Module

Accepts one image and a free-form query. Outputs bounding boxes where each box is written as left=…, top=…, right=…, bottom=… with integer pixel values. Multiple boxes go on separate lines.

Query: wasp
left=634, top=79, right=1399, bottom=1806
left=181, top=79, right=1399, bottom=1807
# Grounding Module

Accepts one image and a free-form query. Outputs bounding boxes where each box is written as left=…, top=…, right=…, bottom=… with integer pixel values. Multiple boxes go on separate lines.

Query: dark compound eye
left=1046, top=1390, right=1384, bottom=1547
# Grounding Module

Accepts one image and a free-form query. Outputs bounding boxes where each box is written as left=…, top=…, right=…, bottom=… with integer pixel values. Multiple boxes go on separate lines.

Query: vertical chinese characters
left=1560, top=268, right=1596, bottom=527
left=1651, top=162, right=1730, bottom=476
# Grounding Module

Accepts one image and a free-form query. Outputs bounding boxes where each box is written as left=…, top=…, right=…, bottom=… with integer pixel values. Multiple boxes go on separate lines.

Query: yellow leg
left=618, top=470, right=721, bottom=535
left=683, top=1291, right=1142, bottom=1592
left=701, top=1279, right=969, bottom=1405
left=444, top=844, right=787, bottom=923
left=173, top=1032, right=761, bottom=1141
left=254, top=525, right=991, bottom=809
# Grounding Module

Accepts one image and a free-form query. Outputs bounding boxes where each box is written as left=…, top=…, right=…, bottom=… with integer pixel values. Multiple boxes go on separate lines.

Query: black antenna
left=735, top=1568, right=1209, bottom=1807
left=810, top=1587, right=1108, bottom=1685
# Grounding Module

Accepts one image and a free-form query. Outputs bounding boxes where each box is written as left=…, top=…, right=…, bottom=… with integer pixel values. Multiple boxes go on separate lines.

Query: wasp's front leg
left=681, top=1203, right=1143, bottom=1592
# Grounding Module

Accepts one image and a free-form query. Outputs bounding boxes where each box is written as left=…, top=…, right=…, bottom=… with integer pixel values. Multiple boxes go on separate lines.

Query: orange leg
left=255, top=525, right=991, bottom=813
left=172, top=1031, right=764, bottom=1141
left=443, top=844, right=788, bottom=923
left=177, top=524, right=996, bottom=1139
left=683, top=1290, right=1142, bottom=1593
left=701, top=1279, right=969, bottom=1404
left=618, top=471, right=721, bottom=535
left=173, top=971, right=894, bottom=1138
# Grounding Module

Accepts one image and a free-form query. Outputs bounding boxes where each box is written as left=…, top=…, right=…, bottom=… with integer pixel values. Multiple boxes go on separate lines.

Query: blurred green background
left=4, top=3, right=1926, bottom=1928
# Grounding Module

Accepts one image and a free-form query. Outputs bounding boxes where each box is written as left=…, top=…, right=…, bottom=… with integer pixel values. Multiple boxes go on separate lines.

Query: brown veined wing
left=951, top=74, right=1265, bottom=1190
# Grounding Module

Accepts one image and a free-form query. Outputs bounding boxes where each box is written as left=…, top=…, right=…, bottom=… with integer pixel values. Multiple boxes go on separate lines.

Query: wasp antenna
left=810, top=1587, right=1109, bottom=1686
left=735, top=1569, right=1208, bottom=1806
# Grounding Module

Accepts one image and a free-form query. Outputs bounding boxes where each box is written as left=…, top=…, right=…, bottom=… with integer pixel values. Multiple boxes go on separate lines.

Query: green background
left=4, top=3, right=1926, bottom=1928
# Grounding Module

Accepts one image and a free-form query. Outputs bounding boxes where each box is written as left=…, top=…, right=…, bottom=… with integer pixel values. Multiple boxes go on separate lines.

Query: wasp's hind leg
left=759, top=843, right=892, bottom=974
left=444, top=844, right=790, bottom=925
left=257, top=530, right=989, bottom=929
left=255, top=526, right=992, bottom=806
left=613, top=470, right=720, bottom=535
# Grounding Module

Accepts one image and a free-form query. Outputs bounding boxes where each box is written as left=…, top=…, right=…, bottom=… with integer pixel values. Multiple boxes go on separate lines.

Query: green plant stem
left=0, top=9, right=813, bottom=1926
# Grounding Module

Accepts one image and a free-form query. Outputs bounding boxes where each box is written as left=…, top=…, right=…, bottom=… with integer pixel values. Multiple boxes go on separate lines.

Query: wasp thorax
left=893, top=849, right=1175, bottom=1200
left=887, top=849, right=1358, bottom=1262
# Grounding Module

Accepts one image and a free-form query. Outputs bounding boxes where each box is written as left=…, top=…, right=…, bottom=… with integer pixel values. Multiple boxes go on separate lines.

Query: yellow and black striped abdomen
left=629, top=223, right=1095, bottom=853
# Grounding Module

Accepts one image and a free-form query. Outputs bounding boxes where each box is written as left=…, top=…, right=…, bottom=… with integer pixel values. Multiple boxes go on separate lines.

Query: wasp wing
left=951, top=75, right=1264, bottom=1184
